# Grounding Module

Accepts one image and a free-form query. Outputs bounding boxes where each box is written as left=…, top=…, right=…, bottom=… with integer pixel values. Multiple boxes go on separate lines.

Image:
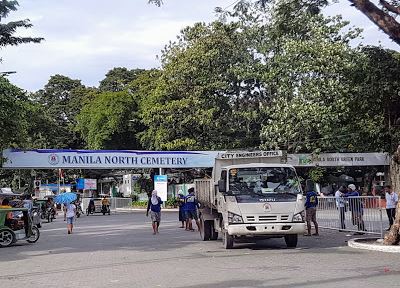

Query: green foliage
left=133, top=175, right=153, bottom=194
left=132, top=200, right=148, bottom=208
left=76, top=89, right=143, bottom=150
left=33, top=75, right=88, bottom=148
left=140, top=21, right=265, bottom=150
left=165, top=197, right=178, bottom=207
left=0, top=0, right=43, bottom=62
left=99, top=67, right=145, bottom=92
left=0, top=77, right=28, bottom=150
left=308, top=167, right=326, bottom=183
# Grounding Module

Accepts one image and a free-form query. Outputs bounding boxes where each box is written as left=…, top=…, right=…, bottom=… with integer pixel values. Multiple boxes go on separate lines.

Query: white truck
left=195, top=151, right=305, bottom=249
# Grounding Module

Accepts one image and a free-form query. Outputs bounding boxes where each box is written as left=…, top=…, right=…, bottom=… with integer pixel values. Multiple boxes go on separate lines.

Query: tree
left=76, top=90, right=143, bottom=150
left=0, top=76, right=28, bottom=151
left=148, top=0, right=162, bottom=6
left=222, top=1, right=365, bottom=152
left=24, top=102, right=64, bottom=149
left=139, top=21, right=265, bottom=150
left=99, top=67, right=145, bottom=92
left=347, top=0, right=400, bottom=45
left=0, top=0, right=43, bottom=54
left=33, top=75, right=89, bottom=148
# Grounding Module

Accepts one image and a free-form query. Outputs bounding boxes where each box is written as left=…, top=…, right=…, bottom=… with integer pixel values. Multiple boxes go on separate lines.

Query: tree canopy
left=1, top=0, right=400, bottom=156
left=0, top=0, right=43, bottom=52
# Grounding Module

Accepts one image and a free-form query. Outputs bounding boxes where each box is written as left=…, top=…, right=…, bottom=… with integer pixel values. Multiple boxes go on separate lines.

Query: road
left=0, top=211, right=399, bottom=288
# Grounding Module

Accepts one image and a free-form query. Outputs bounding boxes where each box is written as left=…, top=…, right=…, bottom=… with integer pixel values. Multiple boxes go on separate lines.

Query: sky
left=1, top=0, right=399, bottom=92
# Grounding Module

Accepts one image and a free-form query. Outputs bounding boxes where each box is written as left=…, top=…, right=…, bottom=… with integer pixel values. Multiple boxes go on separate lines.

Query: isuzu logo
left=263, top=203, right=272, bottom=212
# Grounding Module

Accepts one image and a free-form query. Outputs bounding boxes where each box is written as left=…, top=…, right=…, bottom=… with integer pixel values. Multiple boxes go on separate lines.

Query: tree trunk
left=348, top=0, right=400, bottom=46
left=383, top=146, right=400, bottom=245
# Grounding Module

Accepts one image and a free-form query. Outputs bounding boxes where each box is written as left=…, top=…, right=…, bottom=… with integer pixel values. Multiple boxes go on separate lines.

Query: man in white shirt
left=65, top=202, right=76, bottom=234
left=335, top=186, right=347, bottom=230
left=385, top=185, right=398, bottom=230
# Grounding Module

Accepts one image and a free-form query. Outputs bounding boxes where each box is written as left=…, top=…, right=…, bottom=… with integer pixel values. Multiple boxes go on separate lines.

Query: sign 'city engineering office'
left=3, top=149, right=220, bottom=169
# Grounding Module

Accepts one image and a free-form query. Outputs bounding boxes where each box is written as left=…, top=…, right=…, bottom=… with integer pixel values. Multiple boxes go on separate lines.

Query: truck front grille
left=281, top=215, right=289, bottom=221
left=245, top=215, right=290, bottom=222
left=246, top=216, right=256, bottom=222
left=259, top=215, right=278, bottom=221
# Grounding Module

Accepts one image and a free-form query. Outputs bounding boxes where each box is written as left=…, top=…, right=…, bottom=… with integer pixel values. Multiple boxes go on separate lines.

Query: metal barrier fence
left=81, top=197, right=132, bottom=214
left=110, top=198, right=132, bottom=211
left=316, top=196, right=384, bottom=238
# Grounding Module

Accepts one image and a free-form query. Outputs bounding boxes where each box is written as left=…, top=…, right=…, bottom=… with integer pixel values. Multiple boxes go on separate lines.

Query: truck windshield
left=228, top=167, right=301, bottom=196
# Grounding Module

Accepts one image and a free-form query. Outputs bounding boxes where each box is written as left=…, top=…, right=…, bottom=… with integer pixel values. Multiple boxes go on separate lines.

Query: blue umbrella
left=54, top=192, right=77, bottom=204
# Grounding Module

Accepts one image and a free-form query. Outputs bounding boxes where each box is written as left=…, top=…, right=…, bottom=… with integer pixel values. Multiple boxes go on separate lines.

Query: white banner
left=287, top=153, right=389, bottom=167
left=2, top=149, right=221, bottom=169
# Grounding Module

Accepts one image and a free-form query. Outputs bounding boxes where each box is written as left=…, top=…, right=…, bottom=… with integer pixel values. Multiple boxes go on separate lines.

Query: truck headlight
left=228, top=212, right=243, bottom=223
left=292, top=211, right=305, bottom=222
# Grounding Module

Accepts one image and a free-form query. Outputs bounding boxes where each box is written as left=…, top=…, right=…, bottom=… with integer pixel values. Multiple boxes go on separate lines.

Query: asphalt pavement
left=0, top=211, right=399, bottom=288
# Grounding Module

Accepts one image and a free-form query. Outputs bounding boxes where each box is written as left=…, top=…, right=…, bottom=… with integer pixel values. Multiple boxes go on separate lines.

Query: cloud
left=1, top=0, right=233, bottom=91
left=1, top=0, right=399, bottom=92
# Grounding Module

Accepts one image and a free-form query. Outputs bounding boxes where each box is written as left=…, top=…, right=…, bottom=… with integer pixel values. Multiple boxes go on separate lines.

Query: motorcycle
left=31, top=207, right=42, bottom=228
left=44, top=207, right=56, bottom=223
left=75, top=203, right=83, bottom=218
left=101, top=204, right=111, bottom=215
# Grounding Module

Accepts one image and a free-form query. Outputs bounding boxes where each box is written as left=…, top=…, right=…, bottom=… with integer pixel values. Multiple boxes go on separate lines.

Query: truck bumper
left=227, top=222, right=305, bottom=236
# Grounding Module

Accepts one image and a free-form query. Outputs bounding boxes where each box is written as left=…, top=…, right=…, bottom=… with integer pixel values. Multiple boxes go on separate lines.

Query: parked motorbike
left=76, top=203, right=83, bottom=218
left=101, top=205, right=111, bottom=216
left=44, top=207, right=56, bottom=223
left=31, top=207, right=42, bottom=228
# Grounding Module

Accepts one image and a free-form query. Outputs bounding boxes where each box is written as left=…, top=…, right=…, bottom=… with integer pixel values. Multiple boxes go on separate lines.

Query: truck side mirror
left=218, top=180, right=226, bottom=193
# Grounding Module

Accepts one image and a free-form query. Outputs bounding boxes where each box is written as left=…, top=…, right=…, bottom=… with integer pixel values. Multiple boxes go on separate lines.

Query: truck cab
left=196, top=151, right=305, bottom=249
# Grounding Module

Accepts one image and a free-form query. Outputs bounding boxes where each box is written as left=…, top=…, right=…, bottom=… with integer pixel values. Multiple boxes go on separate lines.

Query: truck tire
left=284, top=234, right=298, bottom=248
left=210, top=223, right=218, bottom=240
left=223, top=231, right=234, bottom=249
left=200, top=217, right=211, bottom=241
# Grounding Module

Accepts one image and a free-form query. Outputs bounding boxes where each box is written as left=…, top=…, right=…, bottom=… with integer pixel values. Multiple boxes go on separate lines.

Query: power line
left=224, top=0, right=241, bottom=10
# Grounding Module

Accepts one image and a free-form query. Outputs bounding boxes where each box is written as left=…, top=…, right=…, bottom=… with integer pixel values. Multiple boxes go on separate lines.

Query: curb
left=116, top=208, right=179, bottom=212
left=348, top=238, right=400, bottom=253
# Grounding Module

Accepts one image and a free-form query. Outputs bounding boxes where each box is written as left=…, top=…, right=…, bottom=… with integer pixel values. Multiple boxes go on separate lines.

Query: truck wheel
left=210, top=223, right=218, bottom=240
left=200, top=218, right=211, bottom=241
left=284, top=234, right=298, bottom=248
left=223, top=231, right=234, bottom=249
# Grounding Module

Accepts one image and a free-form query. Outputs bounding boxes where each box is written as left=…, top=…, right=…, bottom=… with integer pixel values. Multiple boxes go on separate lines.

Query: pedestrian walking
left=146, top=190, right=163, bottom=235
left=305, top=187, right=319, bottom=236
left=385, top=185, right=398, bottom=230
left=177, top=191, right=186, bottom=228
left=65, top=201, right=76, bottom=234
left=345, top=184, right=366, bottom=234
left=185, top=188, right=200, bottom=232
left=335, top=186, right=347, bottom=230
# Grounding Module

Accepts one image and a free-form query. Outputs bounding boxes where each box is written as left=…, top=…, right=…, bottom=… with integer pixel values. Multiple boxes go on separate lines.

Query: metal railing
left=316, top=196, right=385, bottom=238
left=110, top=198, right=132, bottom=211
left=81, top=197, right=132, bottom=214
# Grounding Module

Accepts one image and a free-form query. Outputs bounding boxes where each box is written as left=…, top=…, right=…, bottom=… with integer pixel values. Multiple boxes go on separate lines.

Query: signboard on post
left=154, top=175, right=168, bottom=202
left=76, top=178, right=97, bottom=190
